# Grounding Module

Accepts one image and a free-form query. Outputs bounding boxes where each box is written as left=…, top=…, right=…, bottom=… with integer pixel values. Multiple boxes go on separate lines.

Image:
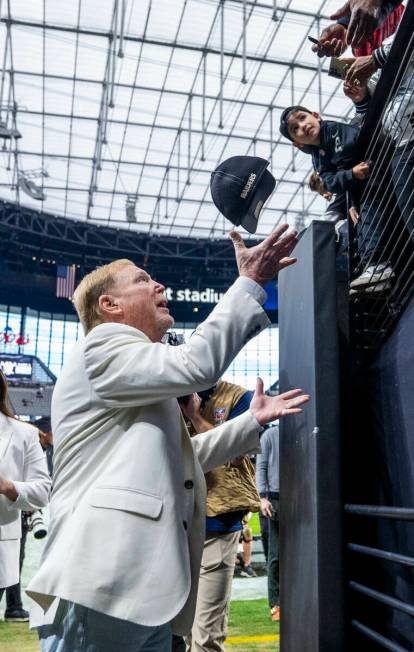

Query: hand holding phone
left=328, top=57, right=352, bottom=80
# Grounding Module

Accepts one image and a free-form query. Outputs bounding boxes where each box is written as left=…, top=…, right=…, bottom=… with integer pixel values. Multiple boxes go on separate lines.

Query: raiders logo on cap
left=210, top=156, right=276, bottom=234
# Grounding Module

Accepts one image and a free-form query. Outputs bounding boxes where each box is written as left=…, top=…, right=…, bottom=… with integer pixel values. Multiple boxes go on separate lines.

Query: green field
left=0, top=598, right=278, bottom=652
left=227, top=598, right=280, bottom=651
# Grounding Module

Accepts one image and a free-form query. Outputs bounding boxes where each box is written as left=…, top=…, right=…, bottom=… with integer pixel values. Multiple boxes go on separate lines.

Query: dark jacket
left=311, top=120, right=361, bottom=195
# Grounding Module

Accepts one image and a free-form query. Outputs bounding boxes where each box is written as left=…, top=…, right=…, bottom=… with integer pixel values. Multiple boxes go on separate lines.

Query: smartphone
left=308, top=36, right=321, bottom=46
left=328, top=57, right=351, bottom=80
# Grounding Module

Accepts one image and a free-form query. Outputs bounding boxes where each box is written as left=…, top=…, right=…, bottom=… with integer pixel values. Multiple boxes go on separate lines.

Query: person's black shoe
left=4, top=608, right=29, bottom=622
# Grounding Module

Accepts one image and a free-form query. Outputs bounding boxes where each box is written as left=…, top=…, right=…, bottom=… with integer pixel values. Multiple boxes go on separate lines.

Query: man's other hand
left=0, top=474, right=18, bottom=501
left=313, top=23, right=347, bottom=58
left=331, top=0, right=382, bottom=49
left=180, top=393, right=202, bottom=421
left=230, top=224, right=298, bottom=287
left=250, top=378, right=310, bottom=426
left=260, top=497, right=273, bottom=517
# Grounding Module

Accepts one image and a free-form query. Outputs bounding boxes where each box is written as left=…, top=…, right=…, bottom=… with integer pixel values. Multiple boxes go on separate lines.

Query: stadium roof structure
left=0, top=0, right=354, bottom=240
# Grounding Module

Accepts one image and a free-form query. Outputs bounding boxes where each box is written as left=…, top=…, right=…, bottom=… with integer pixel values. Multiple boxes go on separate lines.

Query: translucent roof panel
left=0, top=0, right=357, bottom=239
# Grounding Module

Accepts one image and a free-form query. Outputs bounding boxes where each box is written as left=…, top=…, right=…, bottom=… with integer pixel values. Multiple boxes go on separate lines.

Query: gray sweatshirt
left=256, top=425, right=279, bottom=496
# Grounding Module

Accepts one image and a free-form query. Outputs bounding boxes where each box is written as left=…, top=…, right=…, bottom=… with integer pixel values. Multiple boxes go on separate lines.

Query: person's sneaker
left=350, top=263, right=394, bottom=290
left=4, top=608, right=29, bottom=622
left=240, top=564, right=257, bottom=578
left=270, top=605, right=280, bottom=621
left=349, top=280, right=392, bottom=295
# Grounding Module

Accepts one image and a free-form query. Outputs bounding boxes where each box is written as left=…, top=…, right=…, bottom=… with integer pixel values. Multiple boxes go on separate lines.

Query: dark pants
left=259, top=512, right=269, bottom=562
left=268, top=498, right=280, bottom=609
left=391, top=141, right=414, bottom=239
left=0, top=517, right=28, bottom=611
left=171, top=635, right=186, bottom=652
left=355, top=146, right=398, bottom=269
left=357, top=184, right=391, bottom=267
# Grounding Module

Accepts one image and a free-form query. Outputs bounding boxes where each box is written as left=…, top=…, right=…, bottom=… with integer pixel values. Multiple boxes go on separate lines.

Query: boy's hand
left=312, top=23, right=347, bottom=58
left=345, top=54, right=378, bottom=85
left=343, top=80, right=367, bottom=103
left=349, top=206, right=359, bottom=224
left=352, top=162, right=370, bottom=180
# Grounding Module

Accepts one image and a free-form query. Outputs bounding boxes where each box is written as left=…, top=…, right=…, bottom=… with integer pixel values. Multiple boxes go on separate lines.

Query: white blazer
left=0, top=413, right=51, bottom=588
left=27, top=278, right=270, bottom=635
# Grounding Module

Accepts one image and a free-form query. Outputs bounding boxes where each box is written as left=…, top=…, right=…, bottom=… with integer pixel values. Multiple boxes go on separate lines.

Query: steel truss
left=0, top=1, right=345, bottom=239
left=0, top=201, right=239, bottom=274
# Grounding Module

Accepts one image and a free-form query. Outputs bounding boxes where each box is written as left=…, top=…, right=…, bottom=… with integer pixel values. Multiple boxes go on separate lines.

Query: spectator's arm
left=320, top=165, right=355, bottom=194
left=337, top=0, right=402, bottom=27
left=354, top=97, right=371, bottom=115
left=372, top=34, right=395, bottom=68
left=6, top=429, right=51, bottom=511
left=228, top=390, right=254, bottom=420
left=256, top=432, right=269, bottom=497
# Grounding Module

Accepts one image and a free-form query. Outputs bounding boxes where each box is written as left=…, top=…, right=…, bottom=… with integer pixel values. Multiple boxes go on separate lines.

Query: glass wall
left=174, top=325, right=279, bottom=391
left=0, top=305, right=279, bottom=389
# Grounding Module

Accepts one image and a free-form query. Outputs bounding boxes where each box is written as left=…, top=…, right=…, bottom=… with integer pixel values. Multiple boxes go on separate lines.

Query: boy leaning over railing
left=279, top=94, right=394, bottom=293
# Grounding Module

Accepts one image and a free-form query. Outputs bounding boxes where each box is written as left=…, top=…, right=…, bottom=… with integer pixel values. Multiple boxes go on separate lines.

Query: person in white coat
left=0, top=369, right=51, bottom=595
left=28, top=225, right=309, bottom=652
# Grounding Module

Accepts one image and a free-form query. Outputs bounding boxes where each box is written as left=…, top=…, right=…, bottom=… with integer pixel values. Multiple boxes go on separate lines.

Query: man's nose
left=154, top=280, right=165, bottom=293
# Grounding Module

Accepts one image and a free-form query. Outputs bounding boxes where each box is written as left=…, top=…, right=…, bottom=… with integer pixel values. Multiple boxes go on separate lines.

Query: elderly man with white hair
left=27, top=225, right=309, bottom=652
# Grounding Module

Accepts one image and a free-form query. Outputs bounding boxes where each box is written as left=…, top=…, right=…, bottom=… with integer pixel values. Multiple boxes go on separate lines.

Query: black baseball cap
left=279, top=105, right=312, bottom=142
left=210, top=156, right=276, bottom=234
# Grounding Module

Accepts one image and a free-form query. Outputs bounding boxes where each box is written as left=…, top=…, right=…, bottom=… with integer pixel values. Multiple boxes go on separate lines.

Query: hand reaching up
left=230, top=224, right=298, bottom=287
left=250, top=378, right=310, bottom=426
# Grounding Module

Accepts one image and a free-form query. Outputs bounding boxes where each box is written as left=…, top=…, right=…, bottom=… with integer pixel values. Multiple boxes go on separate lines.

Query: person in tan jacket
left=181, top=379, right=261, bottom=652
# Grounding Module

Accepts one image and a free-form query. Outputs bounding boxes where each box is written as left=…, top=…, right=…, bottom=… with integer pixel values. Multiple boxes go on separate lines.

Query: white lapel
left=0, top=413, right=13, bottom=460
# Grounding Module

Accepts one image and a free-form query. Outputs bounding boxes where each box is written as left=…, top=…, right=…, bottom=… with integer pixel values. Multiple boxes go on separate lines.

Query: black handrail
left=345, top=504, right=414, bottom=520
left=352, top=620, right=411, bottom=652
left=349, top=581, right=414, bottom=617
left=348, top=543, right=414, bottom=567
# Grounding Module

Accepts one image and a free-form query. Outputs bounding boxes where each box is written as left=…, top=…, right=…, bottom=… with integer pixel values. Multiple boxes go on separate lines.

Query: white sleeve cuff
left=6, top=482, right=26, bottom=512
left=234, top=276, right=268, bottom=305
left=7, top=481, right=28, bottom=510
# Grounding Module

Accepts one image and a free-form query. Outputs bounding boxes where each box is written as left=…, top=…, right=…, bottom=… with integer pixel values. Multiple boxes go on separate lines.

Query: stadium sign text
left=164, top=287, right=225, bottom=304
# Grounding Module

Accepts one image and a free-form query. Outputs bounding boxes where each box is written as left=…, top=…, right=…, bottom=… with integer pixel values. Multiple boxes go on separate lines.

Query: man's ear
left=312, top=111, right=321, bottom=120
left=99, top=294, right=122, bottom=317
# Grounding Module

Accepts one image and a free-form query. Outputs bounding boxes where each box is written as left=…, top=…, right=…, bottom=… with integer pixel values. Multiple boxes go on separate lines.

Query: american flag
left=56, top=264, right=76, bottom=299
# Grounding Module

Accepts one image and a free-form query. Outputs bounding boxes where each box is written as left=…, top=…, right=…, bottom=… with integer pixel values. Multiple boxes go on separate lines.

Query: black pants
left=259, top=512, right=269, bottom=562
left=267, top=498, right=280, bottom=609
left=0, top=518, right=28, bottom=611
left=391, top=141, right=414, bottom=239
left=356, top=183, right=392, bottom=268
left=355, top=145, right=399, bottom=270
left=171, top=634, right=186, bottom=652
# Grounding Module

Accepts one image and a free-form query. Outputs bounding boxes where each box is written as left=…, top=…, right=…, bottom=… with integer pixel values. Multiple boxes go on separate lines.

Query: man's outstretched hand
left=250, top=378, right=310, bottom=426
left=230, top=224, right=298, bottom=287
